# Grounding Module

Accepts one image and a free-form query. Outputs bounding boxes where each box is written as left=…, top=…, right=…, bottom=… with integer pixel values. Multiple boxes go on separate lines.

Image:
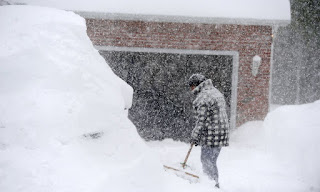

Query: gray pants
left=201, top=146, right=222, bottom=183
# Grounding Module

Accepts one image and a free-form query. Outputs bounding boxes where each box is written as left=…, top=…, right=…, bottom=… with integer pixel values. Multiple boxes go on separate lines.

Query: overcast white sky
left=9, top=0, right=291, bottom=21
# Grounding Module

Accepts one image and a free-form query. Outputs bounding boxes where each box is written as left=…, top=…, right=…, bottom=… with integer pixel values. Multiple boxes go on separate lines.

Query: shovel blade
left=163, top=165, right=199, bottom=183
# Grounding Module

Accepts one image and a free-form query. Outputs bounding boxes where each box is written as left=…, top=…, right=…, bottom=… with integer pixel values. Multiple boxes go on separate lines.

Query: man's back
left=191, top=79, right=229, bottom=147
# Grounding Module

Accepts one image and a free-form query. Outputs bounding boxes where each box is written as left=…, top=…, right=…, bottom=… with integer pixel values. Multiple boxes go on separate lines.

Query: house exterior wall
left=85, top=18, right=273, bottom=127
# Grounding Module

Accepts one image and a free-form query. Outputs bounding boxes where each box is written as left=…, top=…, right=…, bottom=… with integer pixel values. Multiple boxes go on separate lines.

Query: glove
left=191, top=139, right=199, bottom=146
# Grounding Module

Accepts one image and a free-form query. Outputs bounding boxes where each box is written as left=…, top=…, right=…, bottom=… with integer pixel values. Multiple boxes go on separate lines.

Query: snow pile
left=0, top=5, right=174, bottom=192
left=264, top=100, right=320, bottom=186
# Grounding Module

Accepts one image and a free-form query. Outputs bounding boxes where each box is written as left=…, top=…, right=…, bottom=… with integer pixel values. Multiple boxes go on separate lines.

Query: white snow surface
left=0, top=5, right=168, bottom=192
left=0, top=5, right=318, bottom=192
left=9, top=0, right=290, bottom=21
left=265, top=100, right=320, bottom=186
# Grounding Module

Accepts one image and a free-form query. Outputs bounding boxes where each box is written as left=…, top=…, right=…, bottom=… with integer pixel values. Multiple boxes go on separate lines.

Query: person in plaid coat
left=188, top=74, right=229, bottom=188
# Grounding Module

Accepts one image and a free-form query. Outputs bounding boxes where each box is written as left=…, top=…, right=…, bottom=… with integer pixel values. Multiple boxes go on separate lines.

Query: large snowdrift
left=0, top=5, right=179, bottom=192
left=264, top=100, right=320, bottom=186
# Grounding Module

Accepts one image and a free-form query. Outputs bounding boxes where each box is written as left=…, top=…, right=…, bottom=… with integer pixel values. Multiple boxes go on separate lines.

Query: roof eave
left=75, top=11, right=291, bottom=27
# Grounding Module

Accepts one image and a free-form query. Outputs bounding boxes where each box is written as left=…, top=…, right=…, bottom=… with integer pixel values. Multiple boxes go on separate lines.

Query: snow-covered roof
left=9, top=0, right=291, bottom=25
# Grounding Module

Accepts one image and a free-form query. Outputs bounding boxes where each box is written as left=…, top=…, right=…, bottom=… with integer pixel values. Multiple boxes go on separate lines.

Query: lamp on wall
left=252, top=55, right=261, bottom=77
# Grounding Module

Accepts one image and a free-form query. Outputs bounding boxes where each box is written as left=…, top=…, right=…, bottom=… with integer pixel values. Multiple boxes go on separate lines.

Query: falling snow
left=0, top=1, right=319, bottom=192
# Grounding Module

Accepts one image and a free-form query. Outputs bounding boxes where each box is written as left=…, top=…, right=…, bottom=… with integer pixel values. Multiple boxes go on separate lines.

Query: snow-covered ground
left=0, top=5, right=319, bottom=192
left=149, top=115, right=320, bottom=192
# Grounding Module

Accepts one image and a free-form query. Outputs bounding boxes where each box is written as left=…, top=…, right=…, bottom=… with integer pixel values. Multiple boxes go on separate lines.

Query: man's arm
left=191, top=103, right=207, bottom=145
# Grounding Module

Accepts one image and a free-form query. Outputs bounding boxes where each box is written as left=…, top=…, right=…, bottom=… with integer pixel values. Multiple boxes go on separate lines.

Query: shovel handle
left=182, top=143, right=194, bottom=169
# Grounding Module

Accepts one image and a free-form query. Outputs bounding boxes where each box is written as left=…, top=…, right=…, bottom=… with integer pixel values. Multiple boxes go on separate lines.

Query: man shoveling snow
left=188, top=74, right=230, bottom=188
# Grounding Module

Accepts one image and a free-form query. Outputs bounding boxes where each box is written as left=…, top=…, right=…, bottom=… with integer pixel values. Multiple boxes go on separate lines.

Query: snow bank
left=264, top=100, right=320, bottom=186
left=0, top=5, right=172, bottom=192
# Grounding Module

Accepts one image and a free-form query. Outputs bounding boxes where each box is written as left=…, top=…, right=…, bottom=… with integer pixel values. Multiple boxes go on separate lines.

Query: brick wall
left=85, top=18, right=273, bottom=127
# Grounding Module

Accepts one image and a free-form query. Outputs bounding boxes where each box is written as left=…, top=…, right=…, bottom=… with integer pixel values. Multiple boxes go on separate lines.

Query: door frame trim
left=96, top=45, right=239, bottom=130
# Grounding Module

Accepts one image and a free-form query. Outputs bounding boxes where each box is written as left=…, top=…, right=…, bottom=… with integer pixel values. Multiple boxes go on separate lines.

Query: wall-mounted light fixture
left=252, top=55, right=261, bottom=77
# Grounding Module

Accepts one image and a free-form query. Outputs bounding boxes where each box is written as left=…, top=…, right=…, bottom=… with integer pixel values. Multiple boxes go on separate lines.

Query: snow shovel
left=163, top=143, right=199, bottom=180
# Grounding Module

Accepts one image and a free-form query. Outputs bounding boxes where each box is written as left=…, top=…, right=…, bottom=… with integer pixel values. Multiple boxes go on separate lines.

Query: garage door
left=100, top=50, right=233, bottom=142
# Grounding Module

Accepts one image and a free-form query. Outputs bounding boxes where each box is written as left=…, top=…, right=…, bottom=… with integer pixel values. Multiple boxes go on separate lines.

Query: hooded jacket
left=191, top=79, right=229, bottom=147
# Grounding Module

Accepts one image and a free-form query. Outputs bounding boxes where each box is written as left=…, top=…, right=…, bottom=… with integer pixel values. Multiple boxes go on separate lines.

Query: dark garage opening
left=100, top=50, right=233, bottom=142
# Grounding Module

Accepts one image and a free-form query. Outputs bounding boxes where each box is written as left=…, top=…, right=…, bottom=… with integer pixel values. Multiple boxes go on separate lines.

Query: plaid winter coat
left=191, top=79, right=230, bottom=147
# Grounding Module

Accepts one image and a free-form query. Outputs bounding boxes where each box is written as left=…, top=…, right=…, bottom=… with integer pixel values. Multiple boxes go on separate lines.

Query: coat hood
left=192, top=79, right=214, bottom=96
